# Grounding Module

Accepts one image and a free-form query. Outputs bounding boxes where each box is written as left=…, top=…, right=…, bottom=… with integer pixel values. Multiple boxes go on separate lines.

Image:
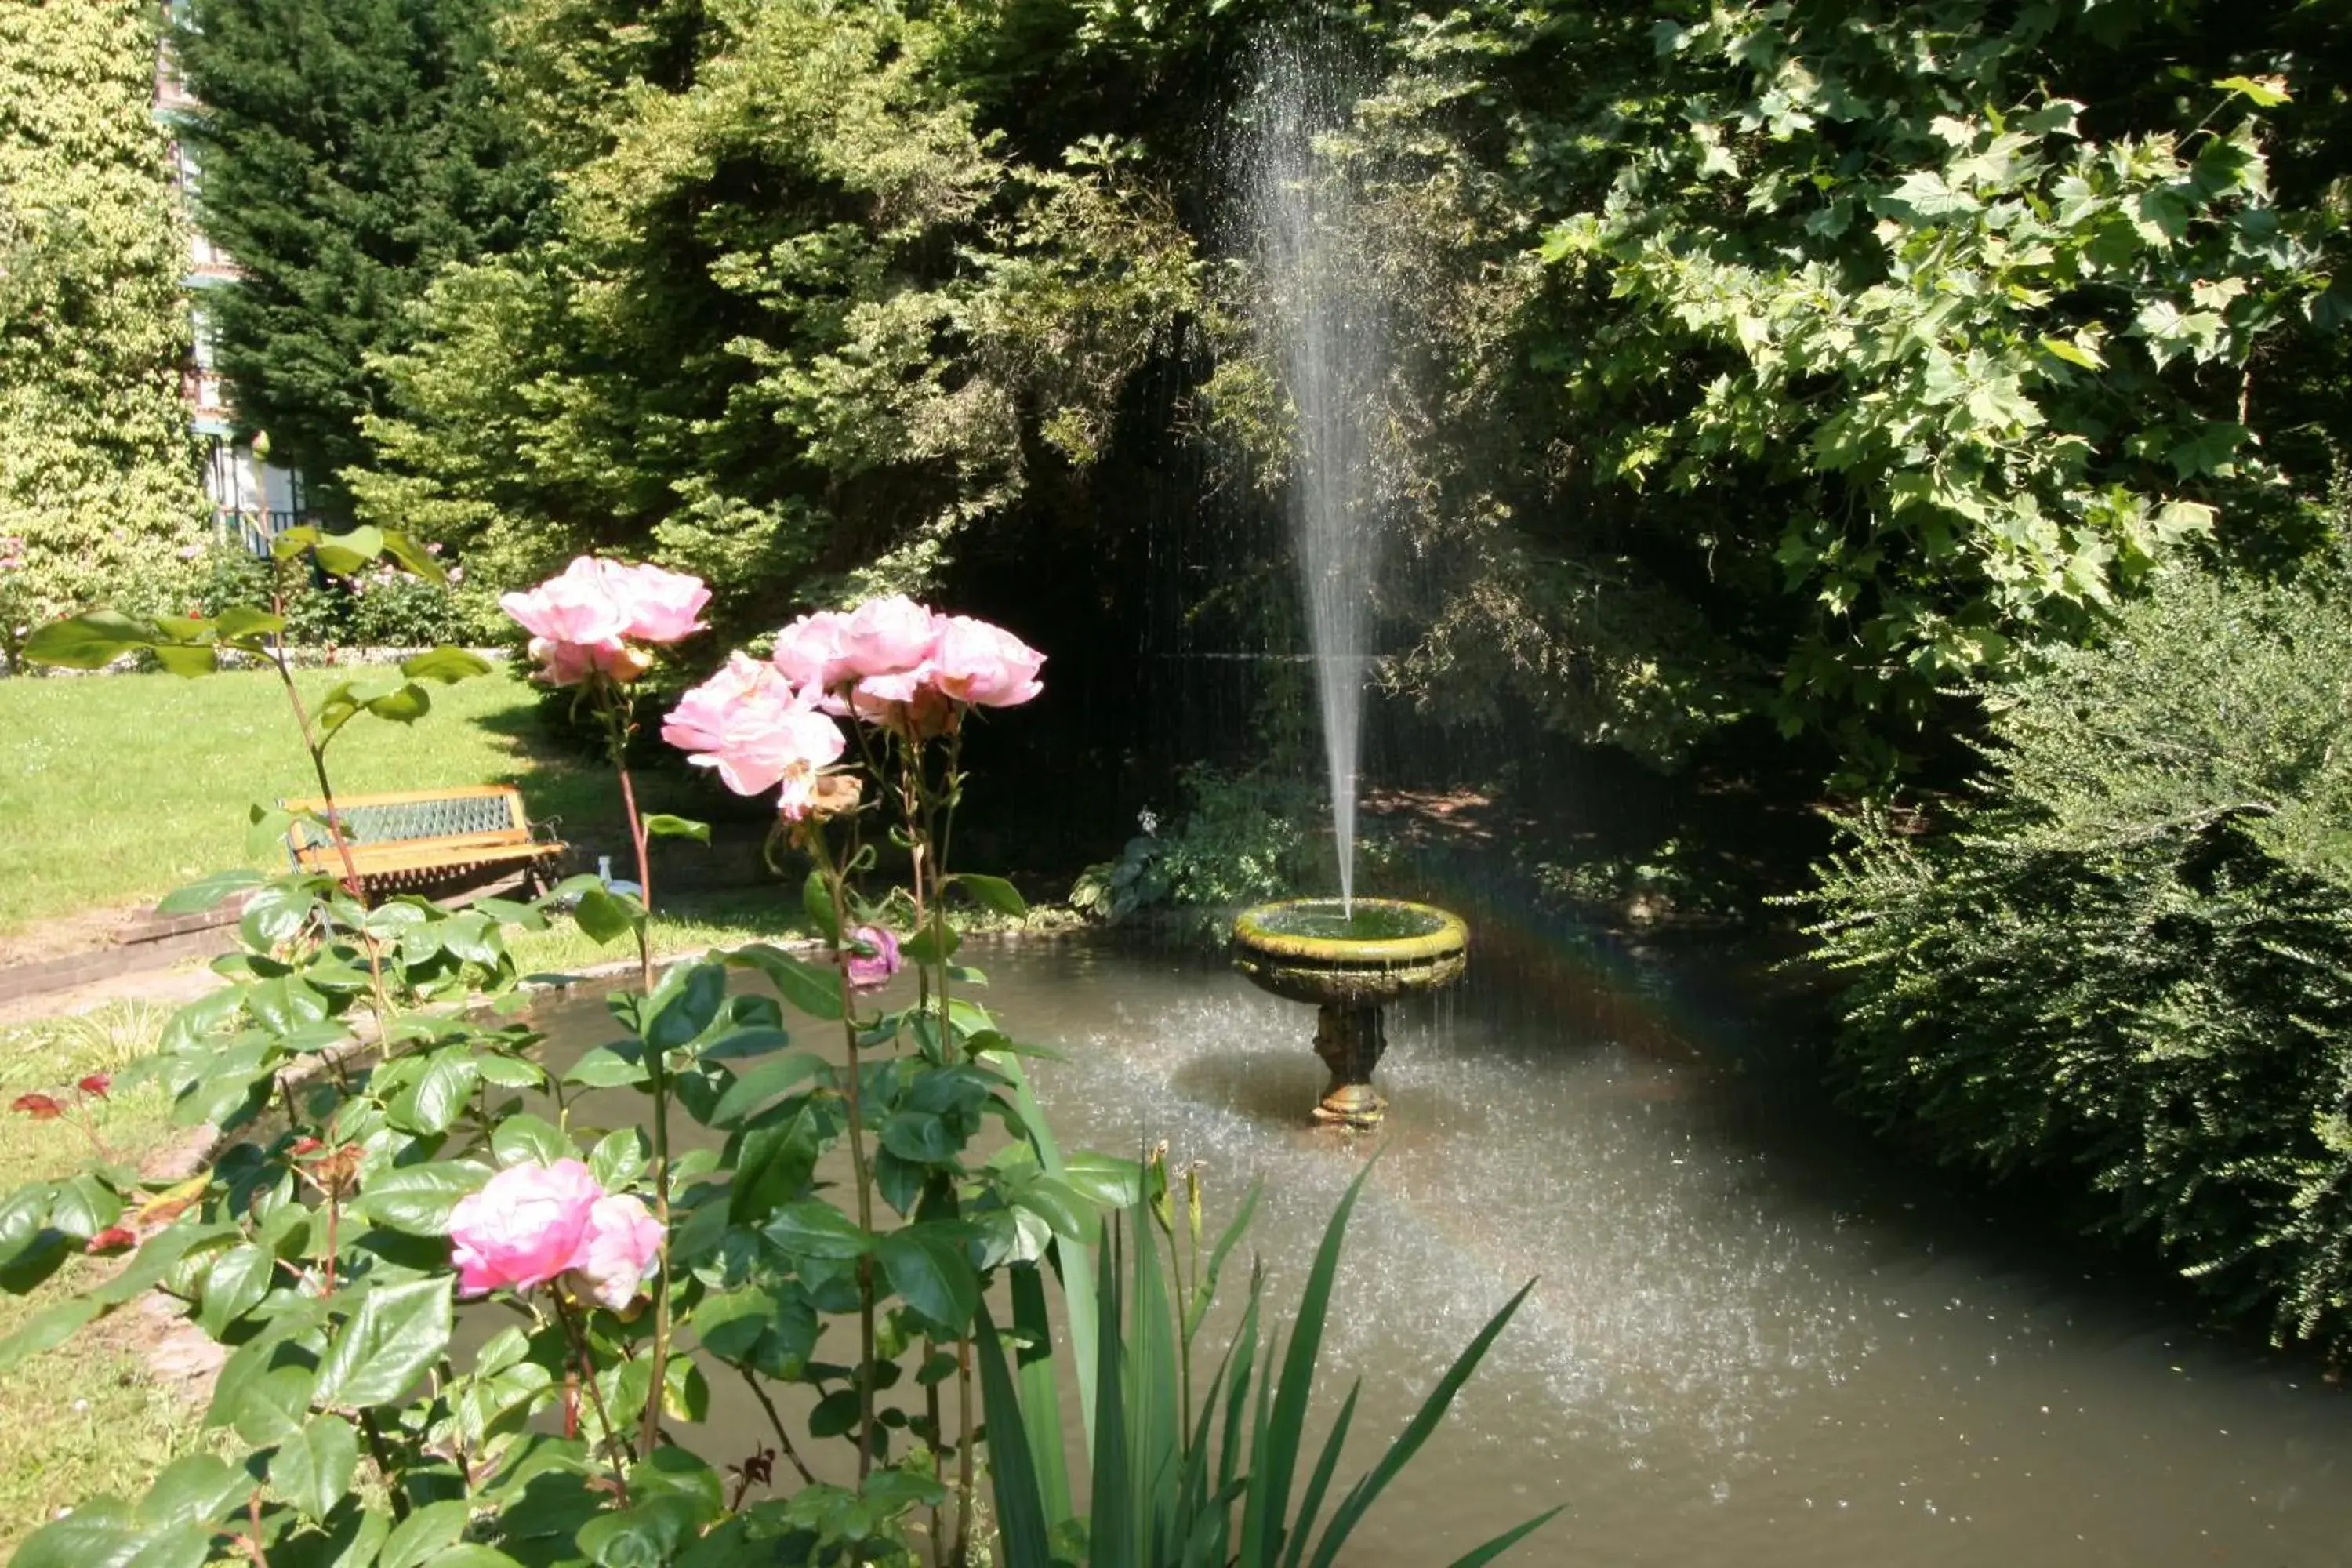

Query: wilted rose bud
left=75, top=1073, right=109, bottom=1100
left=806, top=771, right=863, bottom=822
left=85, top=1227, right=136, bottom=1254
left=12, top=1094, right=62, bottom=1120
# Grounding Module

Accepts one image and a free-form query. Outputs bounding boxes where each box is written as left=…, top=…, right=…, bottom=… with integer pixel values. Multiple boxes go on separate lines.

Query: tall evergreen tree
left=174, top=0, right=551, bottom=511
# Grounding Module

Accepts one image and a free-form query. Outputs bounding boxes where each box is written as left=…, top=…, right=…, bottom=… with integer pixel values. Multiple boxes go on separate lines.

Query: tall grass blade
left=1279, top=1380, right=1360, bottom=1568
left=1304, top=1277, right=1540, bottom=1568
left=1218, top=1272, right=1262, bottom=1496
left=973, top=1305, right=1054, bottom=1568
left=1443, top=1506, right=1566, bottom=1567
left=1130, top=1194, right=1184, bottom=1563
left=1247, top=1156, right=1377, bottom=1566
left=996, top=1052, right=1101, bottom=1447
left=1010, top=1261, right=1073, bottom=1528
left=1090, top=1223, right=1136, bottom=1568
left=1185, top=1178, right=1261, bottom=1338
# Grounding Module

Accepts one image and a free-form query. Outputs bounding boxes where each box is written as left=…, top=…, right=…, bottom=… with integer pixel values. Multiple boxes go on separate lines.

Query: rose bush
left=0, top=552, right=1544, bottom=1566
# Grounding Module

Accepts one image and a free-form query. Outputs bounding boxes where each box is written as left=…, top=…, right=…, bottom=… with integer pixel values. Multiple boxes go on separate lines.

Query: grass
left=0, top=1004, right=209, bottom=1557
left=0, top=665, right=704, bottom=939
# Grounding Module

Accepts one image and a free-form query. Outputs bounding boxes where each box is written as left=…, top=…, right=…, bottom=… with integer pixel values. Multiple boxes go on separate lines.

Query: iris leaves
left=978, top=1160, right=1557, bottom=1566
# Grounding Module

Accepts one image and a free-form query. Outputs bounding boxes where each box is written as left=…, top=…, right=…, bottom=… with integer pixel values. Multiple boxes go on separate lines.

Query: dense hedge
left=1805, top=562, right=2352, bottom=1355
left=0, top=0, right=207, bottom=640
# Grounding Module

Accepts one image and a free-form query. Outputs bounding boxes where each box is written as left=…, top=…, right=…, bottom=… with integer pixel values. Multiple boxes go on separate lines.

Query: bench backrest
left=281, top=786, right=532, bottom=858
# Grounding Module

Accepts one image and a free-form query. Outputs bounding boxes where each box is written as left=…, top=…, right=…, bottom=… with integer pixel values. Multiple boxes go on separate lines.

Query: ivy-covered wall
left=0, top=0, right=207, bottom=635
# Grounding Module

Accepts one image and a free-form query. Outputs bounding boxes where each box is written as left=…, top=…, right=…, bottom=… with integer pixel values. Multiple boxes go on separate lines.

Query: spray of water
left=1244, top=38, right=1386, bottom=911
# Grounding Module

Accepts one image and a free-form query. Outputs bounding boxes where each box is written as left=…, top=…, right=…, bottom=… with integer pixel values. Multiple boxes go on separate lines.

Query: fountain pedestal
left=1230, top=898, right=1468, bottom=1129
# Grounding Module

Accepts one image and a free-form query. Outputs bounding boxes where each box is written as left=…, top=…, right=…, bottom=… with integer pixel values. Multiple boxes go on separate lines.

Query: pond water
left=533, top=931, right=2352, bottom=1566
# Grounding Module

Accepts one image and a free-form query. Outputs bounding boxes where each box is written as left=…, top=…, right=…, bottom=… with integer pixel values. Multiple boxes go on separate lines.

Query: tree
left=0, top=0, right=208, bottom=634
left=174, top=0, right=553, bottom=510
left=347, top=0, right=1200, bottom=641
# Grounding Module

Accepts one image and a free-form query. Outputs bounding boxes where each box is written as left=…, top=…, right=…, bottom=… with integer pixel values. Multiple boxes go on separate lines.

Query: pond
left=534, top=929, right=2352, bottom=1566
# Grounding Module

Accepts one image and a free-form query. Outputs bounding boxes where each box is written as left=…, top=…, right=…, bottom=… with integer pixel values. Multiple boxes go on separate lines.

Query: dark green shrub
left=1804, top=564, right=2352, bottom=1355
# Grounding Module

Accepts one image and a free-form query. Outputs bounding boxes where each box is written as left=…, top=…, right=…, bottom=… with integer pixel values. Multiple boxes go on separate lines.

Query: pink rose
left=564, top=1193, right=664, bottom=1311
left=608, top=562, right=710, bottom=644
left=771, top=610, right=855, bottom=699
left=500, top=558, right=628, bottom=648
left=929, top=615, right=1045, bottom=708
left=666, top=661, right=847, bottom=804
left=449, top=1159, right=603, bottom=1297
left=502, top=556, right=709, bottom=686
left=844, top=926, right=902, bottom=991
left=662, top=652, right=793, bottom=755
left=837, top=595, right=941, bottom=681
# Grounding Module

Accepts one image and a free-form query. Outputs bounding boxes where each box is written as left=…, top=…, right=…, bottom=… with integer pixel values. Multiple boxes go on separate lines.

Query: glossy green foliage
left=1323, top=0, right=2347, bottom=776
left=173, top=0, right=554, bottom=506
left=1804, top=557, right=2352, bottom=1355
left=0, top=0, right=209, bottom=637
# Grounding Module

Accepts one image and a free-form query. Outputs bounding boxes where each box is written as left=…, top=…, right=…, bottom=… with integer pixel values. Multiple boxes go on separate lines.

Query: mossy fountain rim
left=1229, top=897, right=1468, bottom=1127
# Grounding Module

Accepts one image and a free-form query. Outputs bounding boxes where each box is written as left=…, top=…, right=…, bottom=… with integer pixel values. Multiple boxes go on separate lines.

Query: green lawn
left=0, top=666, right=666, bottom=938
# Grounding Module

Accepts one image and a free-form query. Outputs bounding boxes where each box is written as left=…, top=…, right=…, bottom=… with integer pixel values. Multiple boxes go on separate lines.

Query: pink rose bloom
left=530, top=635, right=650, bottom=687
left=929, top=615, right=1045, bottom=708
left=845, top=926, right=902, bottom=991
left=449, top=1160, right=603, bottom=1297
left=500, top=558, right=629, bottom=648
left=608, top=562, right=710, bottom=644
left=662, top=652, right=793, bottom=755
left=666, top=661, right=847, bottom=803
left=837, top=595, right=941, bottom=681
left=771, top=610, right=855, bottom=699
left=564, top=1192, right=664, bottom=1311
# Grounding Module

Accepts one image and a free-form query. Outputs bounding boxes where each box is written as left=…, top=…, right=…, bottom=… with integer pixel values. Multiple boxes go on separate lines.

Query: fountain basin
left=1232, top=898, right=1467, bottom=1127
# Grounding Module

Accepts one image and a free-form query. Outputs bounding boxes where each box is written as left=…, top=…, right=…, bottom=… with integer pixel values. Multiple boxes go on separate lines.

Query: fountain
left=1228, top=38, right=1468, bottom=1126
left=1230, top=897, right=1466, bottom=1127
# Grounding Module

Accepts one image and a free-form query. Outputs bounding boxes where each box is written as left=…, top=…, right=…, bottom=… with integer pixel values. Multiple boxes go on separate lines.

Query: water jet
left=1231, top=896, right=1466, bottom=1127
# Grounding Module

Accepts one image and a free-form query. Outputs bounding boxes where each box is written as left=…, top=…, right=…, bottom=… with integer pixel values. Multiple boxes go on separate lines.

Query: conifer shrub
left=1805, top=561, right=2352, bottom=1356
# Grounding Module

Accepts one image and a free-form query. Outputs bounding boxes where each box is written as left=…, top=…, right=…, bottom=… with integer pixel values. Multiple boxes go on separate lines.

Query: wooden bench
left=282, top=785, right=566, bottom=902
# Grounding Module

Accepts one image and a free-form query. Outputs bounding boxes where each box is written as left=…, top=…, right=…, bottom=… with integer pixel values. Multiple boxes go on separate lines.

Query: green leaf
left=313, top=1278, right=453, bottom=1408
left=270, top=1413, right=361, bottom=1521
left=13, top=1501, right=151, bottom=1568
left=801, top=871, right=839, bottom=943
left=197, top=1243, right=276, bottom=1336
left=2038, top=334, right=2104, bottom=370
left=644, top=961, right=728, bottom=1053
left=412, top=1050, right=483, bottom=1135
left=589, top=1127, right=648, bottom=1191
left=155, top=868, right=264, bottom=916
left=223, top=1362, right=315, bottom=1448
left=763, top=1201, right=872, bottom=1261
left=214, top=605, right=284, bottom=640
left=2214, top=74, right=2291, bottom=107
left=642, top=814, right=710, bottom=844
left=136, top=1453, right=245, bottom=1533
left=150, top=641, right=220, bottom=678
left=577, top=1495, right=706, bottom=1568
left=727, top=943, right=844, bottom=1021
left=313, top=524, right=386, bottom=575
left=0, top=1296, right=100, bottom=1374
left=975, top=1308, right=1056, bottom=1568
left=707, top=1052, right=829, bottom=1127
left=401, top=646, right=493, bottom=683
left=22, top=610, right=151, bottom=669
left=380, top=1499, right=474, bottom=1568
left=574, top=887, right=642, bottom=946
left=492, top=1114, right=575, bottom=1169
left=876, top=1224, right=980, bottom=1330
left=362, top=1159, right=486, bottom=1236
left=565, top=1044, right=649, bottom=1089
left=953, top=873, right=1029, bottom=920
left=1443, top=1508, right=1566, bottom=1567
left=377, top=529, right=447, bottom=583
